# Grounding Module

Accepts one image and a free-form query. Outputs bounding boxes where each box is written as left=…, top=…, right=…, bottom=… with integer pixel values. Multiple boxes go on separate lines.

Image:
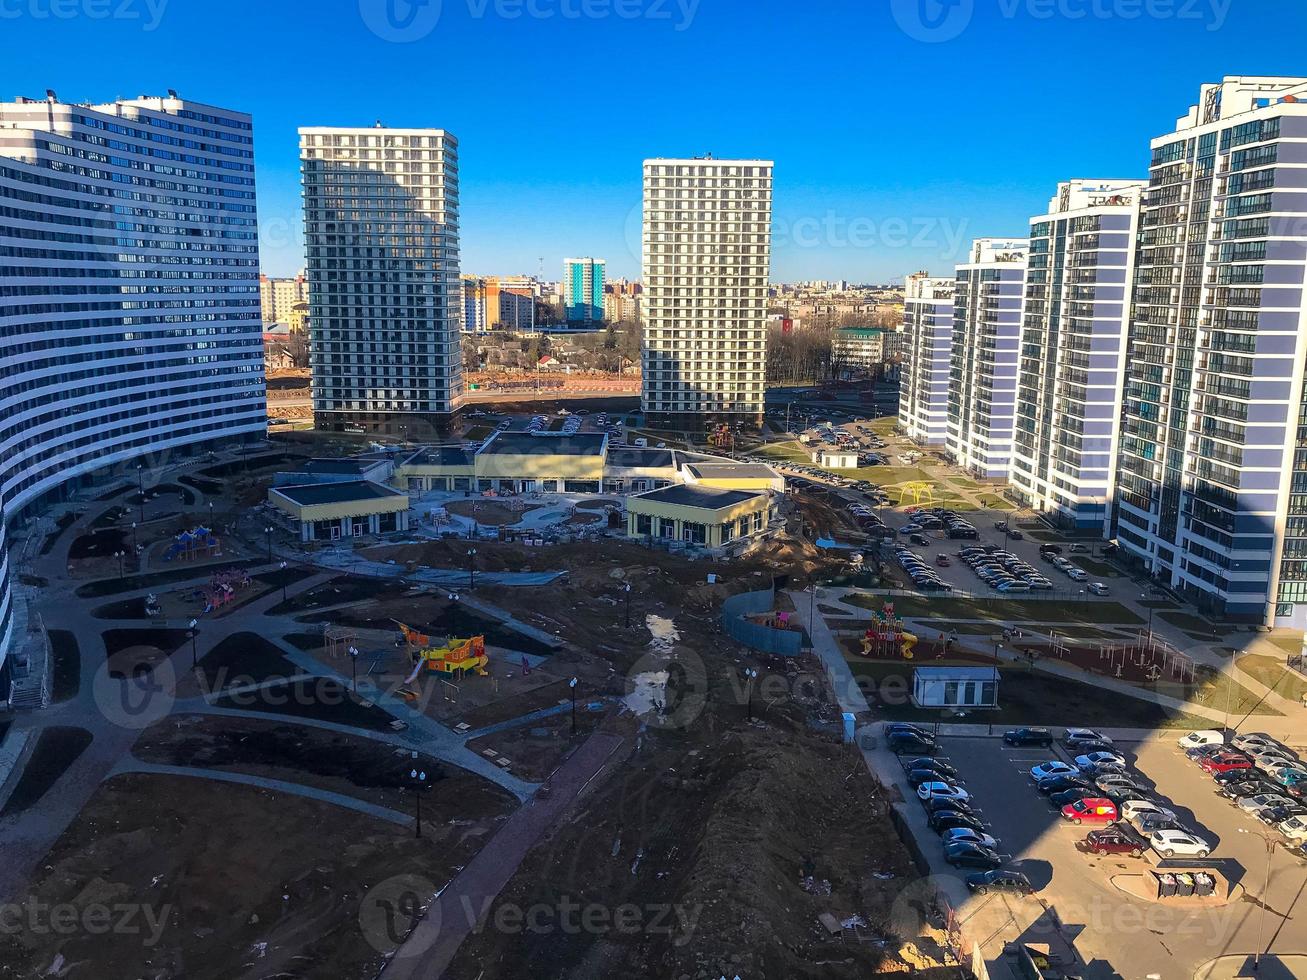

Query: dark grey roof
left=479, top=431, right=607, bottom=457
left=411, top=446, right=475, bottom=466
left=634, top=485, right=764, bottom=509
left=606, top=448, right=675, bottom=468
left=301, top=458, right=376, bottom=475
left=273, top=480, right=406, bottom=506
left=684, top=463, right=779, bottom=480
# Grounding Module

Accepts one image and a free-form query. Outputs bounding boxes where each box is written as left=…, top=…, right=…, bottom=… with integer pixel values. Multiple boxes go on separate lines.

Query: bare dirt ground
left=443, top=499, right=542, bottom=525
left=0, top=773, right=514, bottom=980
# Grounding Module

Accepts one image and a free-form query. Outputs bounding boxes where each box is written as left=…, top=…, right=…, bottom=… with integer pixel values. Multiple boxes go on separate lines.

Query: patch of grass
left=844, top=592, right=1145, bottom=625
left=1267, top=632, right=1304, bottom=655
left=976, top=494, right=1014, bottom=510
left=1158, top=610, right=1239, bottom=639
left=1236, top=654, right=1307, bottom=704
left=49, top=631, right=80, bottom=703
left=75, top=559, right=263, bottom=598
left=1, top=727, right=92, bottom=817
left=850, top=661, right=1213, bottom=729
left=1186, top=668, right=1284, bottom=717
left=1074, top=557, right=1123, bottom=578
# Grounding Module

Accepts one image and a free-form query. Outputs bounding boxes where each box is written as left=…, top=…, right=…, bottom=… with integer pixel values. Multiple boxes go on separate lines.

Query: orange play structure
left=394, top=621, right=490, bottom=699
left=859, top=601, right=918, bottom=660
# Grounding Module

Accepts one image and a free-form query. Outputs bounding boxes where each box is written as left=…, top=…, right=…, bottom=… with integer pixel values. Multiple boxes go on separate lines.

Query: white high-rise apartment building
left=899, top=272, right=955, bottom=446
left=0, top=92, right=265, bottom=694
left=1114, top=76, right=1307, bottom=625
left=300, top=125, right=462, bottom=434
left=947, top=238, right=1029, bottom=478
left=1011, top=179, right=1144, bottom=531
left=642, top=157, right=772, bottom=430
left=260, top=274, right=308, bottom=325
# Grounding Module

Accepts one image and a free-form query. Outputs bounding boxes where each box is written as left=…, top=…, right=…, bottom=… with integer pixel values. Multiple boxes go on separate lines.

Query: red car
left=1201, top=753, right=1252, bottom=775
left=1061, top=797, right=1118, bottom=825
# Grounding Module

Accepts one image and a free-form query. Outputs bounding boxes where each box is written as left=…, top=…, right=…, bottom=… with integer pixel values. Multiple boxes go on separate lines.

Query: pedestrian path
left=303, top=548, right=563, bottom=587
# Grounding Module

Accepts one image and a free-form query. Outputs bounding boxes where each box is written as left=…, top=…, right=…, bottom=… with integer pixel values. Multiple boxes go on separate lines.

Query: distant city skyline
left=4, top=1, right=1300, bottom=283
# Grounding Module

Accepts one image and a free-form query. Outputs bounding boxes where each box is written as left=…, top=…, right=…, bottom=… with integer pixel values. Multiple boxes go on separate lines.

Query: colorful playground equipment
left=163, top=526, right=222, bottom=562
left=198, top=567, right=251, bottom=614
left=394, top=621, right=490, bottom=698
left=860, top=602, right=918, bottom=659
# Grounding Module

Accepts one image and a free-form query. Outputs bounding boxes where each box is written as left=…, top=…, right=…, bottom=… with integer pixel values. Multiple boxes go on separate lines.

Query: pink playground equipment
left=163, top=526, right=222, bottom=562
left=198, top=567, right=251, bottom=614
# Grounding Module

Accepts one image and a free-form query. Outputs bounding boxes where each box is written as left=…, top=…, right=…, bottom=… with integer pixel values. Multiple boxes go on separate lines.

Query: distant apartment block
left=1011, top=179, right=1144, bottom=530
left=300, top=125, right=462, bottom=434
left=461, top=276, right=535, bottom=333
left=461, top=275, right=487, bottom=333
left=947, top=238, right=1029, bottom=478
left=604, top=279, right=643, bottom=323
left=899, top=272, right=955, bottom=446
left=564, top=257, right=605, bottom=325
left=831, top=327, right=884, bottom=371
left=642, top=158, right=773, bottom=429
left=1114, top=76, right=1307, bottom=625
left=260, top=273, right=308, bottom=325
left=0, top=92, right=265, bottom=694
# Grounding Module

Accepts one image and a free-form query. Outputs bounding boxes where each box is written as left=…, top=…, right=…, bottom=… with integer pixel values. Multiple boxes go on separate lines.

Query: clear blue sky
left=3, top=0, right=1302, bottom=281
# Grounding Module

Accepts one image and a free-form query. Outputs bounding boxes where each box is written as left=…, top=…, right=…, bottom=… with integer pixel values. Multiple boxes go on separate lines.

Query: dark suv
left=1079, top=825, right=1147, bottom=857
left=1003, top=728, right=1053, bottom=747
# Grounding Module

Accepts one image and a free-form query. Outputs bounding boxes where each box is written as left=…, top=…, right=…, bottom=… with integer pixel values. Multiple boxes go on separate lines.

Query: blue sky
left=3, top=0, right=1302, bottom=281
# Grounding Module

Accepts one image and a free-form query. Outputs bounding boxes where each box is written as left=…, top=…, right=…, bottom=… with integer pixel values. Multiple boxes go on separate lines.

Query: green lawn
left=849, top=661, right=1214, bottom=729
left=976, top=494, right=1014, bottom=510
left=844, top=592, right=1145, bottom=626
left=1237, top=654, right=1307, bottom=703
left=1267, top=632, right=1304, bottom=655
left=1075, top=557, right=1125, bottom=578
left=1158, top=610, right=1241, bottom=640
left=1184, top=667, right=1285, bottom=718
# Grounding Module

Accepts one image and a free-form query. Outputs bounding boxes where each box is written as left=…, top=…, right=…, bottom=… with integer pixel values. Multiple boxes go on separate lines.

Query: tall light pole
left=349, top=645, right=359, bottom=693
left=623, top=582, right=632, bottom=629
left=409, top=767, right=427, bottom=838
left=279, top=561, right=288, bottom=604
left=1142, top=593, right=1156, bottom=640
left=189, top=619, right=199, bottom=671
left=1238, top=828, right=1276, bottom=972
left=467, top=547, right=477, bottom=589
left=743, top=667, right=758, bottom=721
left=136, top=464, right=144, bottom=525
left=569, top=677, right=579, bottom=734
left=114, top=550, right=125, bottom=579
left=265, top=525, right=274, bottom=562
left=131, top=522, right=138, bottom=555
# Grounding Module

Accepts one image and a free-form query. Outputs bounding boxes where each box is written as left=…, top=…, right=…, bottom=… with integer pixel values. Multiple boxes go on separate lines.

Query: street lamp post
left=467, top=548, right=477, bottom=589
left=265, top=525, right=274, bottom=562
left=114, top=550, right=125, bottom=579
left=136, top=464, right=144, bottom=525
left=207, top=500, right=214, bottom=524
left=743, top=667, right=758, bottom=721
left=569, top=677, right=578, bottom=734
left=349, top=645, right=359, bottom=693
left=409, top=768, right=427, bottom=838
left=1238, top=828, right=1276, bottom=972
left=623, top=582, right=632, bottom=629
left=1142, top=594, right=1156, bottom=640
left=131, top=522, right=138, bottom=555
left=189, top=619, right=199, bottom=670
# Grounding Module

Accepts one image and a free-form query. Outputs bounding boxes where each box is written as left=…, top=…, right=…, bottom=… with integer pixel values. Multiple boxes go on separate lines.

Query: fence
left=721, top=585, right=803, bottom=657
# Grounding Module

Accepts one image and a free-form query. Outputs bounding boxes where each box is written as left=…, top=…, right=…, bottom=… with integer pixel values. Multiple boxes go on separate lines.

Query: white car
left=918, top=781, right=970, bottom=803
left=1064, top=728, right=1112, bottom=746
left=1149, top=830, right=1211, bottom=858
left=1252, top=749, right=1297, bottom=771
left=1122, top=800, right=1176, bottom=824
left=1232, top=733, right=1282, bottom=753
left=944, top=828, right=999, bottom=850
left=1177, top=730, right=1225, bottom=750
left=1075, top=751, right=1126, bottom=772
left=1238, top=793, right=1295, bottom=815
left=1087, top=582, right=1110, bottom=596
left=1031, top=761, right=1078, bottom=782
left=1279, top=815, right=1307, bottom=841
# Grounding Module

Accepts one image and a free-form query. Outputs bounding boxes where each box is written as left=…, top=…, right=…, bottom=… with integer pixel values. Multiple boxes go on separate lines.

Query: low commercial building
left=814, top=449, right=858, bottom=469
left=625, top=485, right=775, bottom=549
left=831, top=327, right=884, bottom=373
left=472, top=432, right=607, bottom=493
left=911, top=666, right=999, bottom=710
left=269, top=481, right=410, bottom=542
left=681, top=461, right=785, bottom=492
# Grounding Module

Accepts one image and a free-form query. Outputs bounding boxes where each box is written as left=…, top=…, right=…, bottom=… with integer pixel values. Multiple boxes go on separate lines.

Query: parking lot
left=878, top=728, right=1307, bottom=977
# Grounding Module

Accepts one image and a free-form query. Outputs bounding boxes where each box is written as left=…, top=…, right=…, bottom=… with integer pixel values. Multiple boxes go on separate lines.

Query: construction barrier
left=721, top=585, right=803, bottom=658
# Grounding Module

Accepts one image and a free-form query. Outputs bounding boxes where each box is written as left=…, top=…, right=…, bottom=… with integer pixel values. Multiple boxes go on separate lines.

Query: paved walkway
left=380, top=731, right=627, bottom=980
left=111, top=760, right=414, bottom=827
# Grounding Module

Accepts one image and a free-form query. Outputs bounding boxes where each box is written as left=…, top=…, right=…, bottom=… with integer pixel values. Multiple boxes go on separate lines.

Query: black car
left=1213, top=768, right=1262, bottom=786
left=966, top=870, right=1033, bottom=895
left=929, top=810, right=985, bottom=833
left=1003, top=728, right=1054, bottom=748
left=1258, top=804, right=1307, bottom=827
left=924, top=795, right=977, bottom=816
left=1051, top=787, right=1095, bottom=807
left=889, top=733, right=937, bottom=755
left=1038, top=544, right=1063, bottom=555
left=1037, top=775, right=1093, bottom=795
left=886, top=723, right=932, bottom=738
left=907, top=768, right=958, bottom=789
left=1222, top=779, right=1277, bottom=801
left=908, top=757, right=957, bottom=779
left=945, top=841, right=1002, bottom=870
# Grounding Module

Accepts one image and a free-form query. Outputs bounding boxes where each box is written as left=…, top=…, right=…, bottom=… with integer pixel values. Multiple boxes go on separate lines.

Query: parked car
left=1086, top=582, right=1110, bottom=596
left=945, top=841, right=1002, bottom=870
left=1122, top=800, right=1176, bottom=825
left=1075, top=751, right=1127, bottom=772
left=924, top=796, right=978, bottom=816
left=1038, top=544, right=1063, bottom=555
left=1178, top=730, right=1226, bottom=751
left=1031, top=761, right=1079, bottom=782
left=1080, top=825, right=1148, bottom=857
left=929, top=810, right=986, bottom=833
left=1238, top=793, right=1296, bottom=816
left=1277, top=814, right=1307, bottom=841
left=1064, top=729, right=1112, bottom=748
left=1051, top=787, right=1096, bottom=807
left=918, top=782, right=970, bottom=804
left=1004, top=728, right=1054, bottom=747
left=1202, top=753, right=1253, bottom=775
left=1039, top=774, right=1094, bottom=795
left=1232, top=733, right=1283, bottom=753
left=1149, top=829, right=1211, bottom=858
left=965, top=869, right=1033, bottom=896
left=907, top=757, right=957, bottom=779
left=908, top=768, right=957, bottom=789
left=943, top=828, right=1000, bottom=851
left=1062, top=798, right=1119, bottom=825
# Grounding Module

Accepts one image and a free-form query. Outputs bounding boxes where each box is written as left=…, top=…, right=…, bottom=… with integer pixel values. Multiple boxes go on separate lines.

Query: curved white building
left=0, top=92, right=266, bottom=695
